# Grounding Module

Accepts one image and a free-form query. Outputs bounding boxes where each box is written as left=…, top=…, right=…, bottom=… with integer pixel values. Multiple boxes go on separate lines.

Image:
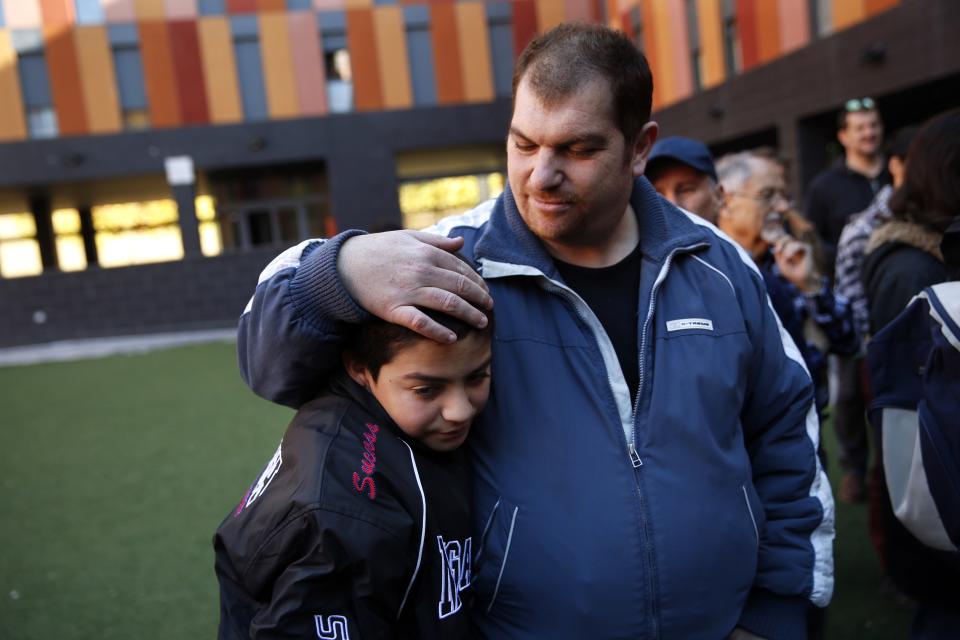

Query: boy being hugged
left=214, top=304, right=493, bottom=639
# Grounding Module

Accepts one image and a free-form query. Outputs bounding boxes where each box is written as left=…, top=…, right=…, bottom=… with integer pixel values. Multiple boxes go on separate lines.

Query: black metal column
left=29, top=193, right=58, bottom=272
left=78, top=205, right=99, bottom=267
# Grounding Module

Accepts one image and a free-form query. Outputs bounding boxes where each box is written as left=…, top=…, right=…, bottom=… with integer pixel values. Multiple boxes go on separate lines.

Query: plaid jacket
left=835, top=185, right=893, bottom=342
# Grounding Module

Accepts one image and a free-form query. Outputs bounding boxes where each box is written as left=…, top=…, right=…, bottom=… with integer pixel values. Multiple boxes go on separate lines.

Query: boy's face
left=353, top=333, right=492, bottom=452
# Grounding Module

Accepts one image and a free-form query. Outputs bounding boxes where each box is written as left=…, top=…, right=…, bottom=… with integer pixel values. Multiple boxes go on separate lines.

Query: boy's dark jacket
left=214, top=374, right=474, bottom=639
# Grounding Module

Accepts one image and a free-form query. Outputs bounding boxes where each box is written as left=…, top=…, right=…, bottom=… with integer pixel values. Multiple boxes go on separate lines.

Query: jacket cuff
left=288, top=230, right=371, bottom=327
left=737, top=589, right=808, bottom=640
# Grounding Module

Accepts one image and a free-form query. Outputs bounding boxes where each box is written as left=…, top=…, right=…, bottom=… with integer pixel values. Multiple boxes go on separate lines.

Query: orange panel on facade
left=139, top=21, right=182, bottom=127
left=536, top=0, right=565, bottom=32
left=260, top=12, right=300, bottom=118
left=865, top=0, right=899, bottom=17
left=666, top=0, right=693, bottom=103
left=736, top=0, right=760, bottom=70
left=169, top=20, right=210, bottom=125
left=755, top=0, right=781, bottom=63
left=0, top=31, right=28, bottom=141
left=258, top=0, right=285, bottom=10
left=373, top=6, right=412, bottom=110
left=833, top=0, right=865, bottom=31
left=39, top=0, right=75, bottom=26
left=649, top=0, right=675, bottom=106
left=430, top=3, right=465, bottom=105
left=75, top=26, right=122, bottom=134
left=697, top=0, right=725, bottom=88
left=639, top=0, right=661, bottom=110
left=345, top=8, right=383, bottom=111
left=456, top=1, right=494, bottom=103
left=135, top=0, right=168, bottom=20
left=777, top=0, right=810, bottom=54
left=43, top=26, right=88, bottom=135
left=197, top=17, right=243, bottom=123
left=288, top=12, right=328, bottom=116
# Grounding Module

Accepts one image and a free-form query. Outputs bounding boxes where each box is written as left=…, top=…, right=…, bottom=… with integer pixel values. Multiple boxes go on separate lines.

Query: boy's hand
left=338, top=230, right=493, bottom=343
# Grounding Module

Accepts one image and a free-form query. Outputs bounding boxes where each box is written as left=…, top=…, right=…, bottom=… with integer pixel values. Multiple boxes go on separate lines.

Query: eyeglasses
left=728, top=188, right=790, bottom=207
left=844, top=97, right=876, bottom=112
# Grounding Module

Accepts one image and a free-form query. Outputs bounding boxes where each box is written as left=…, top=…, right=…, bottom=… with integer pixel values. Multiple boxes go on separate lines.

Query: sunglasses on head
left=844, top=97, right=876, bottom=112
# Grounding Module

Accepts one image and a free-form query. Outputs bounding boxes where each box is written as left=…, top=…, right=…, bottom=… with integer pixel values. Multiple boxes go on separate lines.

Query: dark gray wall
left=0, top=248, right=281, bottom=348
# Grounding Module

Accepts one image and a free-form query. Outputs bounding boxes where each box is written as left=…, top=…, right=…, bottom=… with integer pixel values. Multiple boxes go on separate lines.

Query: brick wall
left=0, top=248, right=284, bottom=348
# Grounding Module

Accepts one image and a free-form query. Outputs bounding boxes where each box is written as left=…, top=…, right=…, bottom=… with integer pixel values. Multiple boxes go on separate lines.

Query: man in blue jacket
left=237, top=24, right=834, bottom=640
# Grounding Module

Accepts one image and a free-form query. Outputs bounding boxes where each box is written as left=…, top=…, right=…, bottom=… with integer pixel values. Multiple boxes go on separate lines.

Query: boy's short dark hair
left=346, top=307, right=494, bottom=381
left=345, top=257, right=493, bottom=381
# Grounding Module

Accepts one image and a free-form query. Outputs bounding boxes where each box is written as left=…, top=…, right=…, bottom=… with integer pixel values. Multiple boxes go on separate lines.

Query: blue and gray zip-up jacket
left=237, top=177, right=835, bottom=640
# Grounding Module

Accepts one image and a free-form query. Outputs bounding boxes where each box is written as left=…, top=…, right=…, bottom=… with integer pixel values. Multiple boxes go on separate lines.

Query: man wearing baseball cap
left=646, top=135, right=724, bottom=223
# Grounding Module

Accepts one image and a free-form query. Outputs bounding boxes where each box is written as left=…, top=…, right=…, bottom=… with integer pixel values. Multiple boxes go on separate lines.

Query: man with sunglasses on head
left=804, top=98, right=890, bottom=504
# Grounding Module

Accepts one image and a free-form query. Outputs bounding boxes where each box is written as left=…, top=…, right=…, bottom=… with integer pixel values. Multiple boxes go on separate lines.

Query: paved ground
left=0, top=328, right=236, bottom=367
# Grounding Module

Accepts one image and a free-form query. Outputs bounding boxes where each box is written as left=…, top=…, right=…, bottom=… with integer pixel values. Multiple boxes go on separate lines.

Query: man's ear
left=632, top=121, right=660, bottom=177
left=342, top=354, right=371, bottom=389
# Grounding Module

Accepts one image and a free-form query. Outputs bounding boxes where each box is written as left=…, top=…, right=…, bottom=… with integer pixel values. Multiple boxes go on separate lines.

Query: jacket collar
left=473, top=176, right=711, bottom=278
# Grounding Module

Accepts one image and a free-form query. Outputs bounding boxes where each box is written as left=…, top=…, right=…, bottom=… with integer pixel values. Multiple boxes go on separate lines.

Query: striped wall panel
left=345, top=8, right=382, bottom=111
left=0, top=30, right=28, bottom=141
left=535, top=0, right=564, bottom=32
left=697, top=0, right=725, bottom=89
left=374, top=6, right=412, bottom=110
left=512, top=0, right=537, bottom=59
left=4, top=0, right=42, bottom=29
left=430, top=3, right=464, bottom=105
left=777, top=0, right=810, bottom=55
left=169, top=20, right=210, bottom=124
left=259, top=11, right=300, bottom=118
left=288, top=11, right=327, bottom=116
left=456, top=2, right=494, bottom=104
left=139, top=20, right=181, bottom=126
left=197, top=16, right=243, bottom=123
left=74, top=25, right=122, bottom=133
left=755, top=0, right=780, bottom=64
left=44, top=25, right=88, bottom=134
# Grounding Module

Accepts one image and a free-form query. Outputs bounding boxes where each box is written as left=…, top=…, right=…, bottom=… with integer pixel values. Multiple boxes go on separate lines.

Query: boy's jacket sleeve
left=225, top=508, right=415, bottom=640
left=238, top=231, right=368, bottom=409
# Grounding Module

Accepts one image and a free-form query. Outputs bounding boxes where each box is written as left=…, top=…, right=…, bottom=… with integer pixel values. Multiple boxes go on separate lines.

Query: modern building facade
left=0, top=0, right=955, bottom=347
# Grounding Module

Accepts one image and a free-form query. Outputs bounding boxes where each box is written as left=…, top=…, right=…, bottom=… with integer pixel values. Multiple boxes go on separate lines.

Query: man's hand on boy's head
left=338, top=230, right=493, bottom=343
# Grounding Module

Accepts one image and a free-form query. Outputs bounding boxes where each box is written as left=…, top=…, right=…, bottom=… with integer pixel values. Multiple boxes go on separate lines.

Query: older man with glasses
left=717, top=150, right=859, bottom=423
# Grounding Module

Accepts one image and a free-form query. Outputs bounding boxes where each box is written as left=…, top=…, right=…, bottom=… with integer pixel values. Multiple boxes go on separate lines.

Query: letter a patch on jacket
left=437, top=536, right=472, bottom=619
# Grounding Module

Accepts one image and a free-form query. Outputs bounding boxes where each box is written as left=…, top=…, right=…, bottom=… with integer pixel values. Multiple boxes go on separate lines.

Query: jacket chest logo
left=666, top=317, right=714, bottom=332
left=437, top=535, right=472, bottom=619
left=352, top=423, right=380, bottom=500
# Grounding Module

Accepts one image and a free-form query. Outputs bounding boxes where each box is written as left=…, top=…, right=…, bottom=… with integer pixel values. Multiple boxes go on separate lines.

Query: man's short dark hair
left=512, top=23, right=653, bottom=146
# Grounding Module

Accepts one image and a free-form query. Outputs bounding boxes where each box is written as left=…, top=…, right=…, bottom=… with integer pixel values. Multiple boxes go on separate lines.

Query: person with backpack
left=864, top=108, right=960, bottom=640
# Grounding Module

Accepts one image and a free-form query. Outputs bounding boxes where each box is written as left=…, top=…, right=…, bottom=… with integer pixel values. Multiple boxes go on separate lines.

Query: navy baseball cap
left=647, top=136, right=718, bottom=182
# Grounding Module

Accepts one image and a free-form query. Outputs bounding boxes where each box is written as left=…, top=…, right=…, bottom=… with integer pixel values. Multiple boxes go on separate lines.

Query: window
left=14, top=30, right=58, bottom=140
left=399, top=173, right=505, bottom=230
left=109, top=25, right=150, bottom=130
left=320, top=12, right=353, bottom=114
left=721, top=0, right=741, bottom=77
left=232, top=16, right=268, bottom=121
left=486, top=2, right=514, bottom=98
left=0, top=213, right=42, bottom=278
left=404, top=5, right=437, bottom=106
left=686, top=0, right=702, bottom=90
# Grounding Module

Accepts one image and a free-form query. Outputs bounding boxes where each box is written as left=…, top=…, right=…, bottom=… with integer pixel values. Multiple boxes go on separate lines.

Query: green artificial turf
left=0, top=343, right=913, bottom=638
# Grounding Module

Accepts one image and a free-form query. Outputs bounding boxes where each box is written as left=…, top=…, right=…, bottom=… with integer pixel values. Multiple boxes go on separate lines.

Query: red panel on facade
left=43, top=27, right=88, bottom=135
left=139, top=21, right=182, bottom=127
left=430, top=3, right=464, bottom=104
left=39, top=0, right=75, bottom=26
left=736, top=0, right=759, bottom=70
left=345, top=9, right=383, bottom=111
left=169, top=21, right=210, bottom=125
left=227, top=0, right=257, bottom=13
left=512, top=0, right=538, bottom=60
